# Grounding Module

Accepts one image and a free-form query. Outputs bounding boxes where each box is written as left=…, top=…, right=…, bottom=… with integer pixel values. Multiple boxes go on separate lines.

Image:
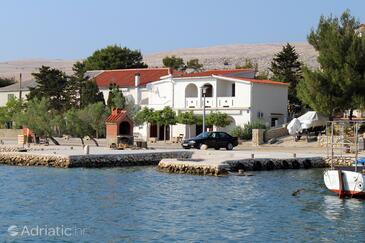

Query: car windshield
left=195, top=132, right=211, bottom=139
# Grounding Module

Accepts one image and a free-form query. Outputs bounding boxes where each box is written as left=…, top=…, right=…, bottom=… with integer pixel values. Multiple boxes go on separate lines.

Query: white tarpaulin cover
left=287, top=111, right=327, bottom=135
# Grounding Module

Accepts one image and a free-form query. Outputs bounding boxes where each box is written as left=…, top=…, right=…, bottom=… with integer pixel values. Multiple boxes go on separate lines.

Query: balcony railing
left=217, top=97, right=235, bottom=108
left=185, top=98, right=198, bottom=108
left=185, top=97, right=236, bottom=108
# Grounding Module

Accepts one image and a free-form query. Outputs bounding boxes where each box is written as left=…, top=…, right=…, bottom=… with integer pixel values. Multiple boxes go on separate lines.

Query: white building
left=0, top=79, right=35, bottom=106
left=142, top=69, right=288, bottom=140
left=0, top=68, right=288, bottom=141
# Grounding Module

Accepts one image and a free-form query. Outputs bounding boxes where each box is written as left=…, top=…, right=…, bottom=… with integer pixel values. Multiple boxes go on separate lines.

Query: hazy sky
left=0, top=0, right=364, bottom=61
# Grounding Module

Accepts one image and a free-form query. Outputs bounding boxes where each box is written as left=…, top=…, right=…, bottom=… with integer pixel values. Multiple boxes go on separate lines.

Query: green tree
left=235, top=58, right=258, bottom=71
left=107, top=83, right=126, bottom=109
left=83, top=45, right=147, bottom=71
left=162, top=55, right=186, bottom=71
left=64, top=108, right=91, bottom=146
left=135, top=107, right=155, bottom=126
left=255, top=70, right=270, bottom=80
left=14, top=97, right=60, bottom=145
left=186, top=59, right=203, bottom=72
left=206, top=112, right=232, bottom=129
left=158, top=106, right=176, bottom=142
left=270, top=43, right=302, bottom=107
left=82, top=102, right=108, bottom=138
left=0, top=97, right=23, bottom=128
left=177, top=111, right=197, bottom=138
left=297, top=11, right=365, bottom=118
left=80, top=80, right=105, bottom=108
left=67, top=61, right=105, bottom=109
left=28, top=66, right=69, bottom=111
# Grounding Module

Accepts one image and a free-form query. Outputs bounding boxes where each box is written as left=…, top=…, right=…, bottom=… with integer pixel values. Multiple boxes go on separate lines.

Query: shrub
left=230, top=120, right=267, bottom=140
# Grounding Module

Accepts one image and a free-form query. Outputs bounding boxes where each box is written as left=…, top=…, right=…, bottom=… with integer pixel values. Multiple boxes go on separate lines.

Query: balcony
left=185, top=97, right=236, bottom=108
left=217, top=97, right=235, bottom=108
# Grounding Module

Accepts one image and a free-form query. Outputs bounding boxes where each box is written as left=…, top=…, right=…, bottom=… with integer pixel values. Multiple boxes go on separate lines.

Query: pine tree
left=297, top=11, right=365, bottom=118
left=28, top=66, right=69, bottom=112
left=107, top=83, right=126, bottom=109
left=270, top=43, right=302, bottom=106
left=162, top=56, right=186, bottom=71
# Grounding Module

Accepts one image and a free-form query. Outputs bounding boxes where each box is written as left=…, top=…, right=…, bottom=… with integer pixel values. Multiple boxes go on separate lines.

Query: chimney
left=135, top=73, right=141, bottom=87
left=135, top=73, right=141, bottom=105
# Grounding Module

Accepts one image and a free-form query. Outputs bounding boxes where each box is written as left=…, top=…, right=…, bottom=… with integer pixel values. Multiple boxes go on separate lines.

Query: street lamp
left=201, top=86, right=207, bottom=132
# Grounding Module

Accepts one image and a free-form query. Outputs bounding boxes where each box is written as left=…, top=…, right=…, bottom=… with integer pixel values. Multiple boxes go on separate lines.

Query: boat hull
left=324, top=170, right=365, bottom=198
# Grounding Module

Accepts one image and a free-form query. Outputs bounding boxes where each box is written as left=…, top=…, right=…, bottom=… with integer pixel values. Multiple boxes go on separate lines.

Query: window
left=271, top=118, right=279, bottom=127
left=7, top=94, right=15, bottom=101
left=219, top=132, right=231, bottom=138
left=231, top=83, right=235, bottom=97
left=257, top=112, right=264, bottom=118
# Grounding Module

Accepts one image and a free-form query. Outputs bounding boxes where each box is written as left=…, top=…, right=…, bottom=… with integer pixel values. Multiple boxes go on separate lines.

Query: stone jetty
left=158, top=156, right=328, bottom=176
left=0, top=150, right=193, bottom=168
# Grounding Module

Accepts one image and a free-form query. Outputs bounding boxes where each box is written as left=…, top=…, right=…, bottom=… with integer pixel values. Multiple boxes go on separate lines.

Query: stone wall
left=0, top=129, right=22, bottom=139
left=265, top=126, right=288, bottom=141
left=0, top=153, right=70, bottom=167
left=0, top=151, right=193, bottom=168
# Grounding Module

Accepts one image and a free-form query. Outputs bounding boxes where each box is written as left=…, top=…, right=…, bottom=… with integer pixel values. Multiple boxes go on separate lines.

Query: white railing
left=185, top=97, right=236, bottom=108
left=185, top=98, right=198, bottom=108
left=203, top=97, right=215, bottom=107
left=217, top=97, right=235, bottom=108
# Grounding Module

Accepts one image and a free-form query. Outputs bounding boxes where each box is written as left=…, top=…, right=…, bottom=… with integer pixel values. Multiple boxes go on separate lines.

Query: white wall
left=0, top=91, right=30, bottom=106
left=147, top=80, right=173, bottom=110
left=251, top=83, right=288, bottom=127
left=233, top=81, right=252, bottom=108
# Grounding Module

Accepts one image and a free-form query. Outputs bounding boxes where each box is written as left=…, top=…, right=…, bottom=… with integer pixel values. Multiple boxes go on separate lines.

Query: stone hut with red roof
left=105, top=108, right=134, bottom=147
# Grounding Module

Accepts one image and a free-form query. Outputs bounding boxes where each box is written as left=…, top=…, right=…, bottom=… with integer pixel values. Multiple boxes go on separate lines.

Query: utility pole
left=201, top=86, right=207, bottom=132
left=19, top=73, right=22, bottom=100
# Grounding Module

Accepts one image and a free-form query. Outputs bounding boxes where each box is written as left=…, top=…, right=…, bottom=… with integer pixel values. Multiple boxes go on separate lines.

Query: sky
left=0, top=0, right=364, bottom=61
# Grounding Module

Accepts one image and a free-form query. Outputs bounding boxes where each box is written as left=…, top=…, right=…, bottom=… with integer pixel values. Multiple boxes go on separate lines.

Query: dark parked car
left=181, top=131, right=238, bottom=150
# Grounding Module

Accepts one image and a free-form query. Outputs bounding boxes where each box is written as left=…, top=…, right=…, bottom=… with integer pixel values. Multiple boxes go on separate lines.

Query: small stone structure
left=252, top=129, right=265, bottom=146
left=105, top=108, right=134, bottom=147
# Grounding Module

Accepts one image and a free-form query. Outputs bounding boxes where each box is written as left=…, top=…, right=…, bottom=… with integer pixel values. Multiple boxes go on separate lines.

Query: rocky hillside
left=0, top=42, right=318, bottom=81
left=144, top=42, right=319, bottom=71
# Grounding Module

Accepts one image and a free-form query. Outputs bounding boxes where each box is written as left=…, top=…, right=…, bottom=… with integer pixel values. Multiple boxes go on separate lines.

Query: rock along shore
left=0, top=151, right=193, bottom=168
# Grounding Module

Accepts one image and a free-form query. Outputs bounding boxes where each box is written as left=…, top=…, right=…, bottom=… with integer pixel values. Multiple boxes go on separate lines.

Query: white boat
left=323, top=121, right=365, bottom=198
left=324, top=168, right=365, bottom=198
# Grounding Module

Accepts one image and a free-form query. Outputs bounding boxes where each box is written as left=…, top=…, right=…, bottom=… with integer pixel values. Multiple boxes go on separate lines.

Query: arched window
left=185, top=83, right=198, bottom=98
left=202, top=84, right=213, bottom=97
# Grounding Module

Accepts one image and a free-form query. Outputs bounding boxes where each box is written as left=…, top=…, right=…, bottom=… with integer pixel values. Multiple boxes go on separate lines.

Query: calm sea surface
left=0, top=166, right=364, bottom=242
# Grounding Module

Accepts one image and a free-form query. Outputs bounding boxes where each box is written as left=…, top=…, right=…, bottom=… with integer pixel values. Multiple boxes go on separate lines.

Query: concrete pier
left=158, top=151, right=328, bottom=176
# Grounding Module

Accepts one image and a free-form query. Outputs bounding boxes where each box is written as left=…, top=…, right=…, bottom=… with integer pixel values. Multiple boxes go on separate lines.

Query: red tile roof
left=95, top=68, right=174, bottom=88
left=105, top=109, right=128, bottom=123
left=174, top=69, right=253, bottom=78
left=221, top=76, right=289, bottom=86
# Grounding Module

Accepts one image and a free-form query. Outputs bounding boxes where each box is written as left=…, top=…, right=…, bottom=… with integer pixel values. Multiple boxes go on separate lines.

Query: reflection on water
left=0, top=166, right=364, bottom=242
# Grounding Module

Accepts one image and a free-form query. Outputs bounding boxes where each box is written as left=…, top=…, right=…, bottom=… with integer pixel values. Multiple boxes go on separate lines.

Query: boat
left=323, top=121, right=365, bottom=198
left=324, top=167, right=365, bottom=198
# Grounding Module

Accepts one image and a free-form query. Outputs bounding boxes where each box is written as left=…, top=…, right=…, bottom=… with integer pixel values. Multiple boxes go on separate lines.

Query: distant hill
left=0, top=42, right=318, bottom=81
left=144, top=42, right=318, bottom=71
